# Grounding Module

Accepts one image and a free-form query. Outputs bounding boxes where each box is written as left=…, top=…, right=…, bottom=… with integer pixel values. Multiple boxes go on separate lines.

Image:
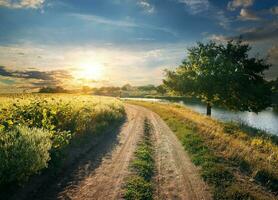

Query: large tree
left=163, top=40, right=272, bottom=116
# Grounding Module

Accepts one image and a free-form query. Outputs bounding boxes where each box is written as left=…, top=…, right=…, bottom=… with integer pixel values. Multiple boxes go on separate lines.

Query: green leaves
left=163, top=40, right=272, bottom=113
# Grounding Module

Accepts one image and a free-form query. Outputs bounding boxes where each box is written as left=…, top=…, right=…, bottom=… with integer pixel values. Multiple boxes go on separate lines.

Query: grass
left=124, top=118, right=155, bottom=200
left=128, top=101, right=278, bottom=200
left=234, top=122, right=278, bottom=145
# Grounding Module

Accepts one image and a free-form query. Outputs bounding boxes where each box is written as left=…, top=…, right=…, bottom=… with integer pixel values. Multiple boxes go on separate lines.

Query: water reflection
left=123, top=98, right=278, bottom=135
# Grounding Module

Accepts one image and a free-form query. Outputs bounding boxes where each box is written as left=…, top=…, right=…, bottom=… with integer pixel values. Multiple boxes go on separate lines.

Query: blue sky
left=0, top=0, right=277, bottom=92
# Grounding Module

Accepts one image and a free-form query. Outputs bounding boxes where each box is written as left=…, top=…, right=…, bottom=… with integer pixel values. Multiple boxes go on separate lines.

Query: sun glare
left=75, top=62, right=104, bottom=81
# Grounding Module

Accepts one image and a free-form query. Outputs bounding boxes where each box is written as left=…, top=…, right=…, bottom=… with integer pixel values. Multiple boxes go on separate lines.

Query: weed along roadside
left=128, top=101, right=278, bottom=200
left=123, top=118, right=155, bottom=200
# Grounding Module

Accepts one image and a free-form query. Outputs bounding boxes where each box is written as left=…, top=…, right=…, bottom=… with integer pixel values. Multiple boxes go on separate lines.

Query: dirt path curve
left=141, top=106, right=212, bottom=200
left=59, top=104, right=145, bottom=200
left=20, top=104, right=211, bottom=200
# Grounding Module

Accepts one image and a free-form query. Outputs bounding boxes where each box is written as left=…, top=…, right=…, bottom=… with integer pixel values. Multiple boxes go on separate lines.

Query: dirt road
left=18, top=104, right=211, bottom=200
left=62, top=105, right=145, bottom=200
left=147, top=107, right=211, bottom=200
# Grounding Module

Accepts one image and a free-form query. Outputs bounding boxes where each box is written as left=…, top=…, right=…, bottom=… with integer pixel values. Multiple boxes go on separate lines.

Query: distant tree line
left=38, top=84, right=167, bottom=97
left=38, top=86, right=68, bottom=93
left=93, top=84, right=167, bottom=97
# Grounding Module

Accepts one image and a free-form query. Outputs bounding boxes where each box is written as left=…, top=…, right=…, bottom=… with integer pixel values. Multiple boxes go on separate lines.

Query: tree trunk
left=206, top=103, right=211, bottom=116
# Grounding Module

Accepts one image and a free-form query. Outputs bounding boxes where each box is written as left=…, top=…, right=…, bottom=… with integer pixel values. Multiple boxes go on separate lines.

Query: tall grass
left=129, top=101, right=278, bottom=200
left=0, top=94, right=125, bottom=187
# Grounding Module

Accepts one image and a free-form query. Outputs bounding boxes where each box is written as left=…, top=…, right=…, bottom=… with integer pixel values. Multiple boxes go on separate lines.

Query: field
left=129, top=101, right=278, bottom=200
left=0, top=94, right=125, bottom=188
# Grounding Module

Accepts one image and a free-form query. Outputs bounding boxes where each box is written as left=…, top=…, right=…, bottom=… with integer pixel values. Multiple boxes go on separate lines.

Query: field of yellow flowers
left=0, top=94, right=125, bottom=187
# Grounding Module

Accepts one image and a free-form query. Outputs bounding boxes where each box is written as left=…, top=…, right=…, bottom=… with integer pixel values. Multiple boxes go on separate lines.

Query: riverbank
left=128, top=101, right=278, bottom=200
left=122, top=97, right=278, bottom=136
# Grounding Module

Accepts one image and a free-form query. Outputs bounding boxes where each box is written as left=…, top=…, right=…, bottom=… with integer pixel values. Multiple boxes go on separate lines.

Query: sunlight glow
left=74, top=61, right=104, bottom=81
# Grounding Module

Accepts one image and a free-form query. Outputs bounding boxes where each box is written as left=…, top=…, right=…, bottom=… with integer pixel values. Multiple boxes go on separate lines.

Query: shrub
left=0, top=126, right=52, bottom=186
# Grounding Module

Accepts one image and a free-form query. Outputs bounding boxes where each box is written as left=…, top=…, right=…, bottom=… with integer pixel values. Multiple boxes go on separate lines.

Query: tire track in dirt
left=59, top=104, right=145, bottom=200
left=139, top=105, right=212, bottom=200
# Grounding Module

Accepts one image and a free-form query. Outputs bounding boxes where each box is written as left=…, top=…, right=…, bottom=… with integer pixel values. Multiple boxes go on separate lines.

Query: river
left=123, top=97, right=278, bottom=136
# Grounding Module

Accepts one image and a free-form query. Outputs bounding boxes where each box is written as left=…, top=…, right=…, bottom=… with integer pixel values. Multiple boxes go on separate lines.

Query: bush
left=0, top=126, right=52, bottom=186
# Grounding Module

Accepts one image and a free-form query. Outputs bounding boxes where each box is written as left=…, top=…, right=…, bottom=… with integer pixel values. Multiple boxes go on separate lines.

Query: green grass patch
left=124, top=119, right=155, bottom=200
left=123, top=175, right=153, bottom=200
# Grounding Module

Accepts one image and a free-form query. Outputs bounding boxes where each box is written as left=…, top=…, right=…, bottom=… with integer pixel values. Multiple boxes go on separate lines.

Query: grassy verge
left=124, top=118, right=155, bottom=200
left=128, top=101, right=278, bottom=200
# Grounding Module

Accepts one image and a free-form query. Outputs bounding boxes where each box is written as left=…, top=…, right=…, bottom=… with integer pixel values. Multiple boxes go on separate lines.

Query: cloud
left=0, top=0, right=44, bottom=9
left=209, top=21, right=278, bottom=43
left=215, top=10, right=233, bottom=29
left=70, top=13, right=178, bottom=37
left=0, top=66, right=72, bottom=88
left=178, top=0, right=210, bottom=14
left=227, top=0, right=254, bottom=11
left=238, top=8, right=261, bottom=21
left=270, top=6, right=278, bottom=15
left=69, top=13, right=137, bottom=28
left=0, top=66, right=13, bottom=76
left=137, top=0, right=155, bottom=14
left=237, top=21, right=278, bottom=42
left=208, top=34, right=229, bottom=42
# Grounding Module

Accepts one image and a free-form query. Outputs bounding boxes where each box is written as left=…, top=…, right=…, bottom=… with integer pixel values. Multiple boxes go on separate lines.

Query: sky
left=0, top=0, right=277, bottom=92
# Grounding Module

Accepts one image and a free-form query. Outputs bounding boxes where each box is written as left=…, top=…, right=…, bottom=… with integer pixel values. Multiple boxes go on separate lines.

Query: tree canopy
left=163, top=40, right=272, bottom=115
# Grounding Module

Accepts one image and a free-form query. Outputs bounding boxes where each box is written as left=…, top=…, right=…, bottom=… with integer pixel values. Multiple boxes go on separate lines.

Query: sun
left=75, top=62, right=104, bottom=81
